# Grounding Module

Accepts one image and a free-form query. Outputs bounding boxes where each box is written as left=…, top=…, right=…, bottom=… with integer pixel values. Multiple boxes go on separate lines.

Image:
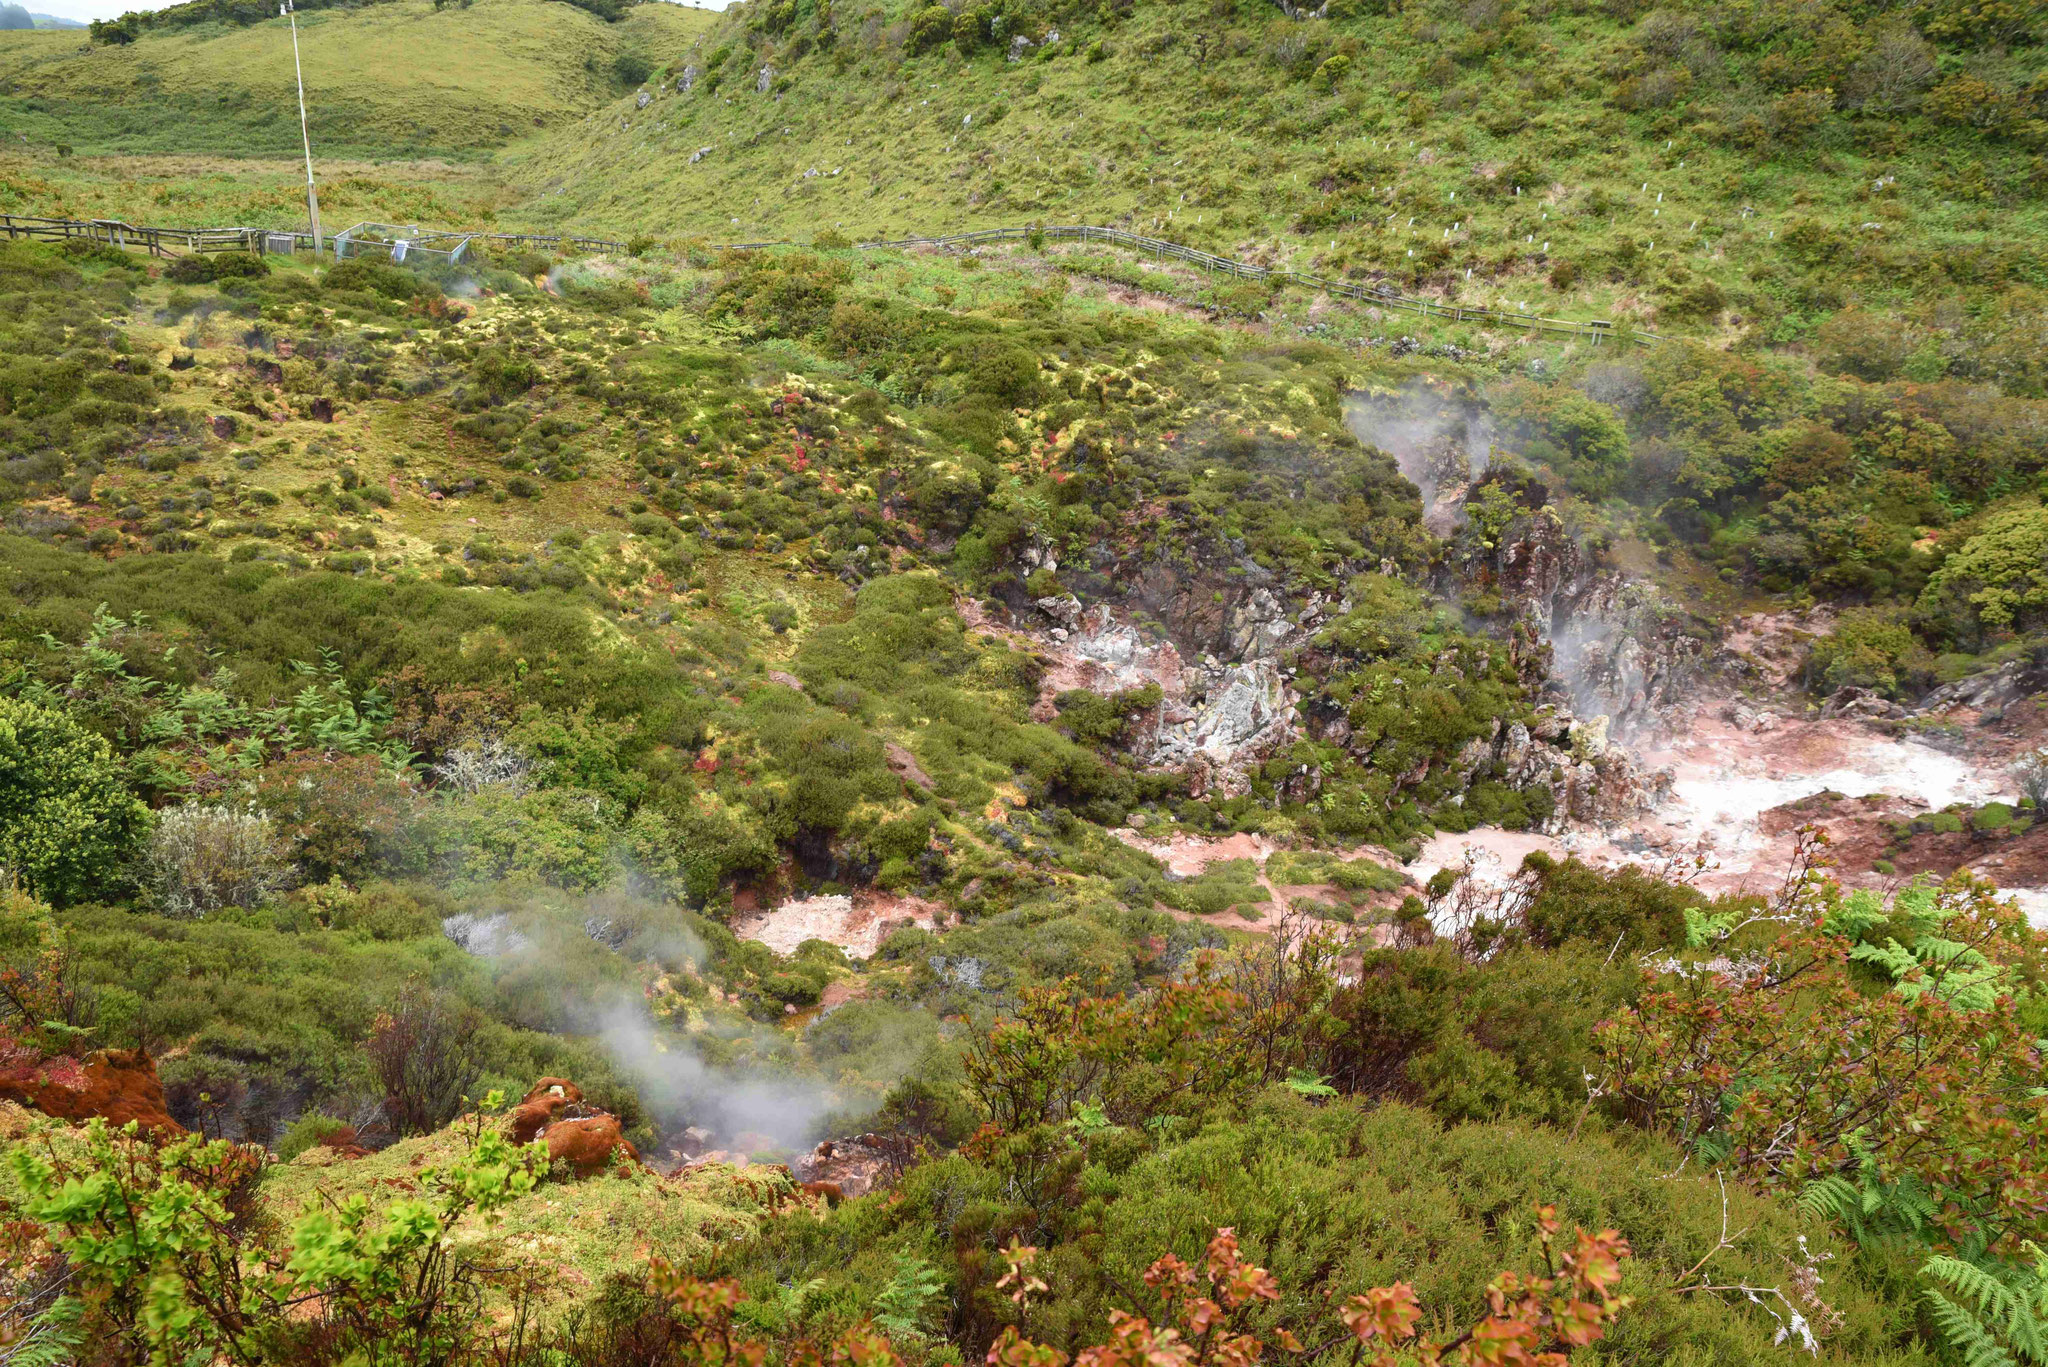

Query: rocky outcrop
left=1019, top=598, right=1299, bottom=796
left=1482, top=508, right=1704, bottom=738
left=1451, top=708, right=1671, bottom=827
left=1920, top=658, right=2048, bottom=716
left=1820, top=686, right=1908, bottom=721
left=0, top=1047, right=184, bottom=1137
left=790, top=1132, right=915, bottom=1199
left=506, top=1078, right=642, bottom=1177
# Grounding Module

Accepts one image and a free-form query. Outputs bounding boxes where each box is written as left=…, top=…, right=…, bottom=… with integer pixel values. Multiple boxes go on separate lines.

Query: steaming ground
left=440, top=889, right=881, bottom=1162
left=1410, top=708, right=2040, bottom=923
left=731, top=891, right=942, bottom=958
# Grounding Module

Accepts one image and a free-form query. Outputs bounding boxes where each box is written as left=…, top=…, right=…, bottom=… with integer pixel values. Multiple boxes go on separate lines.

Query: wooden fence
left=0, top=213, right=1654, bottom=345
left=0, top=214, right=265, bottom=257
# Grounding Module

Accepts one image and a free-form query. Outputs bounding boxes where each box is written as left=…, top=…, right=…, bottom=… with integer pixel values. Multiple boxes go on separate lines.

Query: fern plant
left=1833, top=885, right=2011, bottom=1011
left=7, top=1293, right=86, bottom=1367
left=1799, top=1136, right=1941, bottom=1248
left=1924, top=1246, right=2048, bottom=1367
left=872, top=1254, right=946, bottom=1339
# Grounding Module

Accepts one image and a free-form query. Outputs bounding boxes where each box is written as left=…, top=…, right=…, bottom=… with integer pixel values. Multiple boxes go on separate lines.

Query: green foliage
left=1920, top=506, right=2048, bottom=644
left=275, top=1111, right=354, bottom=1162
left=1807, top=607, right=1937, bottom=699
left=872, top=1252, right=947, bottom=1337
left=907, top=3, right=951, bottom=53
left=1604, top=877, right=2048, bottom=1261
left=1924, top=1249, right=2048, bottom=1367
left=1515, top=852, right=1700, bottom=954
left=1321, top=941, right=1638, bottom=1125
left=165, top=251, right=268, bottom=285
left=0, top=696, right=149, bottom=906
left=1840, top=882, right=2013, bottom=1011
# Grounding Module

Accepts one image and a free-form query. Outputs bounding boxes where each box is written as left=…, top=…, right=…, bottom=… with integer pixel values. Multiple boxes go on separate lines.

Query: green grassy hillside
left=0, top=0, right=715, bottom=159
left=507, top=0, right=2046, bottom=338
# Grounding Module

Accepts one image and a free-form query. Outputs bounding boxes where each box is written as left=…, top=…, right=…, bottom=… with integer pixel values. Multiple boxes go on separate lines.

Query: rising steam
left=443, top=885, right=866, bottom=1154
left=595, top=1002, right=846, bottom=1151
left=1343, top=383, right=1495, bottom=514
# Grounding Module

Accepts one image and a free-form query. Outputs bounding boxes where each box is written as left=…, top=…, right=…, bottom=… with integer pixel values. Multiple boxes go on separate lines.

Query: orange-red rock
left=544, top=1114, right=641, bottom=1176
left=0, top=1048, right=183, bottom=1137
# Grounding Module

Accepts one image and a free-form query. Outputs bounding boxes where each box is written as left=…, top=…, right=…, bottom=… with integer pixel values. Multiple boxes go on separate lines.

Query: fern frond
left=1825, top=889, right=1890, bottom=940
left=1800, top=1174, right=1861, bottom=1224
left=1925, top=1256, right=2048, bottom=1367
left=1850, top=938, right=1921, bottom=981
left=8, top=1295, right=87, bottom=1367
left=1926, top=1287, right=2023, bottom=1367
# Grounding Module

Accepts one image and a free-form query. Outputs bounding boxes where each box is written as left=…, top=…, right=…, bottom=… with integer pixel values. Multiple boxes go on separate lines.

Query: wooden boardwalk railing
left=0, top=213, right=1654, bottom=346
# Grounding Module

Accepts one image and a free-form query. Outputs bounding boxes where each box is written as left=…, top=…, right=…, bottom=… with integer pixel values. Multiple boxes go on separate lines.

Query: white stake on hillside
left=283, top=0, right=322, bottom=256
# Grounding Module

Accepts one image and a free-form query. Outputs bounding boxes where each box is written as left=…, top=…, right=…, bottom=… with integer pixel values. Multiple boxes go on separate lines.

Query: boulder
left=791, top=1133, right=914, bottom=1199
left=1919, top=659, right=2048, bottom=714
left=508, top=1078, right=581, bottom=1144
left=1820, top=686, right=1906, bottom=721
left=0, top=1047, right=183, bottom=1137
left=507, top=1078, right=646, bottom=1179
left=545, top=1114, right=640, bottom=1176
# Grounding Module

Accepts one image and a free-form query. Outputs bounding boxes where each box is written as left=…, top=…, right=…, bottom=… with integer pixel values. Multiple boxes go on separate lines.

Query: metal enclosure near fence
left=329, top=223, right=474, bottom=265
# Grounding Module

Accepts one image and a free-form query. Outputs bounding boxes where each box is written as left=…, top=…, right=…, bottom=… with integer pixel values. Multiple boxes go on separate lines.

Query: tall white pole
left=284, top=0, right=322, bottom=256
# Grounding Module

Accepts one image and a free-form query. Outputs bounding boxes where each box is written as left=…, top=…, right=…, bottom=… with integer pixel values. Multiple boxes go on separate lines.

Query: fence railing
left=0, top=214, right=266, bottom=257
left=0, top=213, right=1654, bottom=345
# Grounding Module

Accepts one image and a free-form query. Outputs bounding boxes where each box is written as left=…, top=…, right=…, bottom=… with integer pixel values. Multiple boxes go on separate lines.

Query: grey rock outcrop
left=1451, top=709, right=1670, bottom=827
left=1920, top=658, right=2048, bottom=716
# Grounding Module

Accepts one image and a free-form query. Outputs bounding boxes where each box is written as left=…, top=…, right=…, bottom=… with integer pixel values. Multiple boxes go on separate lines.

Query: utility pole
left=283, top=0, right=322, bottom=256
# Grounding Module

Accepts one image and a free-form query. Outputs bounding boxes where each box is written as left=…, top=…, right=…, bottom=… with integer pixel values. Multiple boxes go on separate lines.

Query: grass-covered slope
left=508, top=0, right=2046, bottom=337
left=0, top=0, right=715, bottom=159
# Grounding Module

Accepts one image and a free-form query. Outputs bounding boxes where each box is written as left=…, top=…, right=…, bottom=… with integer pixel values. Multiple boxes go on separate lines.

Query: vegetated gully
left=1356, top=387, right=2048, bottom=925
left=738, top=389, right=2048, bottom=958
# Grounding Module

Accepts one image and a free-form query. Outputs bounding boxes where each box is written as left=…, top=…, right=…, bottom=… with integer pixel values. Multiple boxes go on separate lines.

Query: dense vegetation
left=0, top=0, right=2045, bottom=1352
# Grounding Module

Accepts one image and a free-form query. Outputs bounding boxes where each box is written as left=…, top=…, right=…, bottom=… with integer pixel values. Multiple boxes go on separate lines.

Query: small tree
left=144, top=805, right=288, bottom=917
left=0, top=887, right=93, bottom=1089
left=11, top=1100, right=546, bottom=1365
left=366, top=982, right=487, bottom=1137
left=0, top=697, right=150, bottom=907
left=1600, top=874, right=2048, bottom=1255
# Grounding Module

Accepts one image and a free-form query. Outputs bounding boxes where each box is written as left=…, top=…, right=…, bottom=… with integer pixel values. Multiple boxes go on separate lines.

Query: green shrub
left=0, top=697, right=149, bottom=906
left=1972, top=802, right=2014, bottom=832
left=1806, top=610, right=1936, bottom=701
left=908, top=4, right=951, bottom=52
left=167, top=252, right=269, bottom=284
left=325, top=257, right=432, bottom=301
left=1515, top=853, right=1699, bottom=953
left=276, top=1112, right=354, bottom=1161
